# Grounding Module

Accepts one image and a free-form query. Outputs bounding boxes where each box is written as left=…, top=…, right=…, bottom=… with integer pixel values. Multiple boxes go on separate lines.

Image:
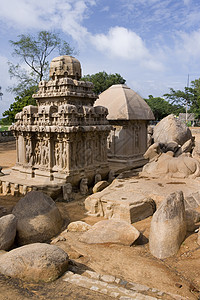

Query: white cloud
left=90, top=26, right=163, bottom=71
left=0, top=0, right=96, bottom=44
left=175, top=29, right=200, bottom=61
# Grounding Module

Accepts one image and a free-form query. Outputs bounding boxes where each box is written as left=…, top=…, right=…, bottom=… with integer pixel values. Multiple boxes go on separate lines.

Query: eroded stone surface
left=149, top=191, right=186, bottom=259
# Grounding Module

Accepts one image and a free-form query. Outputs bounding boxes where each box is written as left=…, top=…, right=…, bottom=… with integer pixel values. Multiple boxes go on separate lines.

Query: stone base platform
left=85, top=173, right=200, bottom=224
left=0, top=171, right=63, bottom=198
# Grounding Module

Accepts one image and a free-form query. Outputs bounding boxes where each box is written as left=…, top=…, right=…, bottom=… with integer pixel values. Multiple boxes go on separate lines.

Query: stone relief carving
left=62, top=183, right=73, bottom=202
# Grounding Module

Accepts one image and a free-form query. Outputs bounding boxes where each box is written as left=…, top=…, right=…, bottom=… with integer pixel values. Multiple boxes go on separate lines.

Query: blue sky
left=1, top=0, right=200, bottom=117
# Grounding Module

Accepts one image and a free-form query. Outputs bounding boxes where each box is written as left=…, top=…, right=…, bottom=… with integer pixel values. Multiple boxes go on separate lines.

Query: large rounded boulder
left=0, top=214, right=17, bottom=250
left=0, top=243, right=68, bottom=282
left=153, top=114, right=192, bottom=146
left=12, top=191, right=63, bottom=245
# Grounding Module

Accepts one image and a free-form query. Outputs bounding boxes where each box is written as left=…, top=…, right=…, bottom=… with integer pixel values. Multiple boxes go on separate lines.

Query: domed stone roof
left=49, top=55, right=82, bottom=80
left=95, top=84, right=154, bottom=120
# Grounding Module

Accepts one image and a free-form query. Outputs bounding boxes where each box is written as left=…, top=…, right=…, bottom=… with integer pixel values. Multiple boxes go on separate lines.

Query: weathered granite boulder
left=149, top=191, right=186, bottom=259
left=185, top=209, right=200, bottom=232
left=0, top=214, right=17, bottom=250
left=153, top=114, right=192, bottom=146
left=93, top=181, right=109, bottom=193
left=67, top=221, right=91, bottom=232
left=12, top=191, right=63, bottom=245
left=79, top=220, right=140, bottom=245
left=0, top=243, right=68, bottom=282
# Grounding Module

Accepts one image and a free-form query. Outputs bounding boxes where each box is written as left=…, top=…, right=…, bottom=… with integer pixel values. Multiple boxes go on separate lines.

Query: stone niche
left=2, top=56, right=111, bottom=195
left=95, top=85, right=154, bottom=170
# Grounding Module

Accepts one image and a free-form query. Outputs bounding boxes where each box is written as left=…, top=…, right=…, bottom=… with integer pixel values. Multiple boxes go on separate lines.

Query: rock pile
left=141, top=114, right=200, bottom=179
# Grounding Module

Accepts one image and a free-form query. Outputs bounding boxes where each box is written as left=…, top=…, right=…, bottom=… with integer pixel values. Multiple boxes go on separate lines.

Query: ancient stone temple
left=95, top=84, right=154, bottom=170
left=1, top=56, right=111, bottom=196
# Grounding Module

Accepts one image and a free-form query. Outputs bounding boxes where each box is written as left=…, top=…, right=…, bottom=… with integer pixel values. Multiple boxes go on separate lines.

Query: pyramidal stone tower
left=3, top=56, right=111, bottom=196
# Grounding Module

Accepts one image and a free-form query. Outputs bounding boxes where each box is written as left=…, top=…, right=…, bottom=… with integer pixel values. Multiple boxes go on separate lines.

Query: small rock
left=101, top=274, right=116, bottom=283
left=93, top=181, right=109, bottom=193
left=67, top=221, right=91, bottom=232
left=80, top=220, right=140, bottom=246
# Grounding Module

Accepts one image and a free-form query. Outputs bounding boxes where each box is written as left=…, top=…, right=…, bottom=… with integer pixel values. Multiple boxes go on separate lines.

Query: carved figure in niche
left=86, top=198, right=103, bottom=217
left=62, top=144, right=68, bottom=169
left=94, top=173, right=101, bottom=184
left=62, top=183, right=73, bottom=202
left=11, top=184, right=19, bottom=196
left=25, top=139, right=33, bottom=165
left=3, top=182, right=10, bottom=195
left=101, top=138, right=107, bottom=161
left=74, top=140, right=82, bottom=168
left=42, top=140, right=49, bottom=166
left=108, top=170, right=115, bottom=183
left=105, top=203, right=114, bottom=219
left=35, top=141, right=41, bottom=165
left=94, top=138, right=100, bottom=162
left=55, top=142, right=62, bottom=167
left=85, top=140, right=92, bottom=166
left=80, top=178, right=88, bottom=195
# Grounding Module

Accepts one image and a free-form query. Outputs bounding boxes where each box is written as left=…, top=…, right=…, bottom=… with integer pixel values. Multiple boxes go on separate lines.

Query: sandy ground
left=0, top=135, right=200, bottom=299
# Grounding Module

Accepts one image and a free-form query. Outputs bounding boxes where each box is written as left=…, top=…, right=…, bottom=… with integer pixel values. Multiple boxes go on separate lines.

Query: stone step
left=63, top=268, right=186, bottom=300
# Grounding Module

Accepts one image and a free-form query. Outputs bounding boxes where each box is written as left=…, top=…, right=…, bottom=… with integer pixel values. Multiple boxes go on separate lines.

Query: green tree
left=163, top=78, right=200, bottom=118
left=8, top=31, right=75, bottom=94
left=144, top=95, right=184, bottom=121
left=82, top=71, right=126, bottom=94
left=2, top=86, right=37, bottom=124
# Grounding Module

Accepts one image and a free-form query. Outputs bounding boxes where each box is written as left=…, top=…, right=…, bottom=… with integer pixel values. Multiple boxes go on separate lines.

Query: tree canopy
left=144, top=95, right=184, bottom=121
left=8, top=31, right=75, bottom=95
left=81, top=71, right=126, bottom=94
left=163, top=78, right=200, bottom=119
left=2, top=86, right=37, bottom=124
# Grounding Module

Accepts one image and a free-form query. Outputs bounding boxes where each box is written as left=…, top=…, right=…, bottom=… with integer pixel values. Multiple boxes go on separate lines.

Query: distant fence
left=0, top=131, right=15, bottom=142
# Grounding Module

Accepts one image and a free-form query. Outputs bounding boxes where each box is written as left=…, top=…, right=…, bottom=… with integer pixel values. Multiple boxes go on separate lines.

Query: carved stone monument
left=1, top=56, right=111, bottom=195
left=95, top=84, right=154, bottom=170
